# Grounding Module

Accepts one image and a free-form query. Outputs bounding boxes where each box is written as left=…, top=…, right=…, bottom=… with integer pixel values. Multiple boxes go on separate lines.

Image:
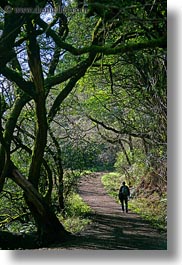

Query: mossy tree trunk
left=10, top=166, right=69, bottom=244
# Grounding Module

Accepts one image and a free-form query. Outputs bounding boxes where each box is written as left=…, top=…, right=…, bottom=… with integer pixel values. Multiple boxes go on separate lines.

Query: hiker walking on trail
left=119, top=181, right=130, bottom=213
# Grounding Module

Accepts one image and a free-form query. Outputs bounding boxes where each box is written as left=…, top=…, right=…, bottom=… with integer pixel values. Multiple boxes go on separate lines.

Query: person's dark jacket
left=119, top=185, right=130, bottom=200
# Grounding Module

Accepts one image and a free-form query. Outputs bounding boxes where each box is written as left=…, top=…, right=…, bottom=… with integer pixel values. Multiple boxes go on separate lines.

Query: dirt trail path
left=60, top=172, right=167, bottom=250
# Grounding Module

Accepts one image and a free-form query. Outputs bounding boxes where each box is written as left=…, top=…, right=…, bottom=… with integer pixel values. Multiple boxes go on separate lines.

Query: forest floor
left=52, top=172, right=167, bottom=250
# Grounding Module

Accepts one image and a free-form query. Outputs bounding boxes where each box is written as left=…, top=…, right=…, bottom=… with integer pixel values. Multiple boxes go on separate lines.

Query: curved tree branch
left=37, top=17, right=166, bottom=56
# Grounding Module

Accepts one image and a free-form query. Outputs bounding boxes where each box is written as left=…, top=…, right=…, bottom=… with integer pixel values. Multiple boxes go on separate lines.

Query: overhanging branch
left=48, top=57, right=95, bottom=122
left=0, top=67, right=35, bottom=99
left=87, top=114, right=151, bottom=140
left=37, top=17, right=166, bottom=56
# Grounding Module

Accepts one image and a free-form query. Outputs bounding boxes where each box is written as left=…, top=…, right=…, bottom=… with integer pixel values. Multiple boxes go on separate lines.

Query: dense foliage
left=0, top=0, right=166, bottom=248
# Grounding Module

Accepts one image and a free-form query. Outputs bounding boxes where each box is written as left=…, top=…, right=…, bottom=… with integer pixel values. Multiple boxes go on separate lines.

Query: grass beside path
left=101, top=172, right=167, bottom=232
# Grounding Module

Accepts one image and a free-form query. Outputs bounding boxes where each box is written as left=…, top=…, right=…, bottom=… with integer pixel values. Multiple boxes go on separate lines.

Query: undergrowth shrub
left=102, top=172, right=167, bottom=231
left=59, top=192, right=92, bottom=233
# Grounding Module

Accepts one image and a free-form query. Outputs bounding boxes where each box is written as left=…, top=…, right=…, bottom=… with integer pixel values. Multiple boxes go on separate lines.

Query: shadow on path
left=58, top=173, right=167, bottom=250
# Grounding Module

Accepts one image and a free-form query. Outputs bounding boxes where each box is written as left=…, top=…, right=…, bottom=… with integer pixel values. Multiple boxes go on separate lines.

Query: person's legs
left=121, top=198, right=124, bottom=212
left=124, top=196, right=128, bottom=213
